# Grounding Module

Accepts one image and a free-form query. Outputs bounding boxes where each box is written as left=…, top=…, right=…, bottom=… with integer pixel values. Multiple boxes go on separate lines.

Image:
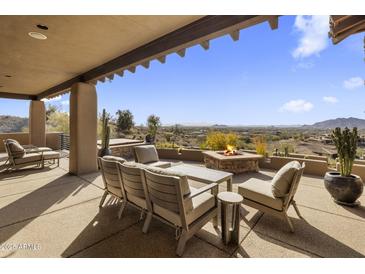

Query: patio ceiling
left=0, top=15, right=279, bottom=100
left=329, top=15, right=365, bottom=44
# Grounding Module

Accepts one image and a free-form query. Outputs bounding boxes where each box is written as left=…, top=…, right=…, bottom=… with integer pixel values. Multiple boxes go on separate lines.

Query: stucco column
left=69, top=82, right=98, bottom=175
left=29, top=100, right=46, bottom=147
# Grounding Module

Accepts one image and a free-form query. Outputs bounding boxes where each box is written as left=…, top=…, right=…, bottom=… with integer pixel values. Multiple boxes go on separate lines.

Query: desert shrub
left=205, top=131, right=238, bottom=150
left=254, top=135, right=267, bottom=156
left=156, top=142, right=179, bottom=149
left=280, top=142, right=294, bottom=156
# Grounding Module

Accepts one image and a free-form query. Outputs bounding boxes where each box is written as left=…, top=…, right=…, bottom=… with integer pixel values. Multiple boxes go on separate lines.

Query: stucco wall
left=259, top=156, right=329, bottom=177
left=0, top=132, right=61, bottom=152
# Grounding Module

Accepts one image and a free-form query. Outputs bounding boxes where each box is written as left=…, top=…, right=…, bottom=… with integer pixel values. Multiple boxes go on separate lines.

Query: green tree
left=147, top=114, right=161, bottom=138
left=46, top=112, right=69, bottom=134
left=46, top=104, right=60, bottom=121
left=115, top=109, right=134, bottom=133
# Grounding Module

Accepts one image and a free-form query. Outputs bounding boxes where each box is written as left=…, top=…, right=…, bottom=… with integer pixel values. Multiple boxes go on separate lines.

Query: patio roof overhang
left=0, top=15, right=279, bottom=101
left=329, top=15, right=365, bottom=44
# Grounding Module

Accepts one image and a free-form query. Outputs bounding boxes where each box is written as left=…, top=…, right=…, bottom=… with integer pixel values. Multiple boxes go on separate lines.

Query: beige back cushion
left=134, top=145, right=159, bottom=164
left=145, top=166, right=191, bottom=196
left=102, top=155, right=126, bottom=164
left=144, top=169, right=193, bottom=213
left=7, top=140, right=25, bottom=159
left=271, top=161, right=301, bottom=198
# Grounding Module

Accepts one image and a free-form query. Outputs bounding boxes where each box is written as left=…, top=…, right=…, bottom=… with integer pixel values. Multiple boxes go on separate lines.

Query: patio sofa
left=98, top=155, right=218, bottom=256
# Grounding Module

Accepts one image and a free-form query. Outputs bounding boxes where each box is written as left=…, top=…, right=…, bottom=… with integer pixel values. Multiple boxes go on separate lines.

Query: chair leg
left=292, top=200, right=302, bottom=219
left=142, top=212, right=153, bottom=234
left=118, top=200, right=127, bottom=219
left=284, top=213, right=294, bottom=233
left=99, top=191, right=108, bottom=208
left=176, top=230, right=188, bottom=257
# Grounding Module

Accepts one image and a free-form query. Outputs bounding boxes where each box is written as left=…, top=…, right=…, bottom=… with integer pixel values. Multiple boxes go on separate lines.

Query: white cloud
left=323, top=96, right=338, bottom=104
left=61, top=100, right=69, bottom=106
left=343, top=77, right=363, bottom=90
left=292, top=15, right=329, bottom=59
left=279, top=99, right=314, bottom=113
left=41, top=95, right=62, bottom=102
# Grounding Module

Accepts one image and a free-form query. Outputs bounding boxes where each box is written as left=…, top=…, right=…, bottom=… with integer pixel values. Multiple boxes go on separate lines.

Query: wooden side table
left=217, top=191, right=243, bottom=245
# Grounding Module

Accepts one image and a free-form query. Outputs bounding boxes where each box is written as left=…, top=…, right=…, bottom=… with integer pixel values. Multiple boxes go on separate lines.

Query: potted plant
left=98, top=109, right=112, bottom=157
left=324, top=127, right=363, bottom=206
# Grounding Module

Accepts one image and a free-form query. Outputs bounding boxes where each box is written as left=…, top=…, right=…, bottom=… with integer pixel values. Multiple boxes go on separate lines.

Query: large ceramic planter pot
left=324, top=172, right=364, bottom=206
left=98, top=147, right=112, bottom=157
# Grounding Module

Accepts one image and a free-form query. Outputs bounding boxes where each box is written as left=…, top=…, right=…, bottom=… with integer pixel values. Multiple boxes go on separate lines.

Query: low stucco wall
left=0, top=132, right=29, bottom=152
left=288, top=153, right=328, bottom=162
left=157, top=148, right=204, bottom=162
left=260, top=156, right=329, bottom=177
left=0, top=132, right=62, bottom=152
left=336, top=162, right=365, bottom=182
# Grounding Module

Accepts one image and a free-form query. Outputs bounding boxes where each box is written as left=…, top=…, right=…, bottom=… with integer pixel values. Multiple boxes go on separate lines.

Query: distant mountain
left=307, top=117, right=365, bottom=129
left=0, top=115, right=28, bottom=133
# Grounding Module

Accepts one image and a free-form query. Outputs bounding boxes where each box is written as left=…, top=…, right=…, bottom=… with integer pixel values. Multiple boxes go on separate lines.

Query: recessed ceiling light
left=36, top=24, right=48, bottom=30
left=28, top=32, right=47, bottom=40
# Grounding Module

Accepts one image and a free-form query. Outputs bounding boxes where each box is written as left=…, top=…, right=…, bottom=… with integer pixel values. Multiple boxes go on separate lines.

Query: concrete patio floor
left=0, top=157, right=364, bottom=258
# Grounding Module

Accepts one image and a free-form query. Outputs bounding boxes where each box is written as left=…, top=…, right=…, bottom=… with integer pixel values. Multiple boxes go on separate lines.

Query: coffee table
left=166, top=163, right=233, bottom=191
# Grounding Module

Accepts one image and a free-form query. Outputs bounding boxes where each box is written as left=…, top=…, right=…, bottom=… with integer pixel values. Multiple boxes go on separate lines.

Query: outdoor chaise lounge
left=238, top=161, right=305, bottom=232
left=134, top=145, right=171, bottom=168
left=3, top=139, right=60, bottom=171
left=141, top=168, right=219, bottom=256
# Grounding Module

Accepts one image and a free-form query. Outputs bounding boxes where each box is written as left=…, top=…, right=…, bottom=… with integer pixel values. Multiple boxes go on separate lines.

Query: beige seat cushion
left=153, top=187, right=215, bottom=226
left=42, top=151, right=60, bottom=160
left=13, top=153, right=42, bottom=165
left=102, top=155, right=126, bottom=164
left=238, top=178, right=283, bottom=211
left=7, top=140, right=25, bottom=158
left=271, top=161, right=301, bottom=198
left=134, top=145, right=159, bottom=164
left=26, top=147, right=52, bottom=153
left=144, top=161, right=171, bottom=168
left=107, top=185, right=123, bottom=198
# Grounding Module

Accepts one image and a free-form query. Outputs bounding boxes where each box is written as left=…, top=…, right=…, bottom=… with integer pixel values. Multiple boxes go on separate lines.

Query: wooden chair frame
left=141, top=169, right=218, bottom=256
left=240, top=163, right=305, bottom=232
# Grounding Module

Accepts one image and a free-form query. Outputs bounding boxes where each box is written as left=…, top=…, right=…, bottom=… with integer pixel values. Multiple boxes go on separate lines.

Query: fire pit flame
left=224, top=144, right=237, bottom=156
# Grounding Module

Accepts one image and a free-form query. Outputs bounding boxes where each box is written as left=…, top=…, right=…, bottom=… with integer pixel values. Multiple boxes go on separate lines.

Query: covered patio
left=0, top=157, right=364, bottom=257
left=1, top=15, right=365, bottom=258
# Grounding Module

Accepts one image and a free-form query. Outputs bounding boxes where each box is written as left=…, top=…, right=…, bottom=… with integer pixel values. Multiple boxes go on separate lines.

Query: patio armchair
left=141, top=167, right=218, bottom=256
left=3, top=139, right=60, bottom=171
left=134, top=145, right=171, bottom=168
left=117, top=162, right=149, bottom=219
left=238, top=161, right=305, bottom=232
left=98, top=156, right=126, bottom=217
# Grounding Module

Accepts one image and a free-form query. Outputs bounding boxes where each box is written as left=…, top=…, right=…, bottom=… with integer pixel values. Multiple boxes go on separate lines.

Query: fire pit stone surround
left=203, top=150, right=263, bottom=174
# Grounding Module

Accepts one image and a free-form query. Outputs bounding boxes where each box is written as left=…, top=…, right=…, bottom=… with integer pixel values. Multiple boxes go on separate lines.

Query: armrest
left=186, top=183, right=218, bottom=200
left=23, top=144, right=37, bottom=149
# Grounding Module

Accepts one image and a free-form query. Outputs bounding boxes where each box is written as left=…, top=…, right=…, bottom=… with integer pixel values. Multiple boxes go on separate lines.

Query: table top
left=166, top=163, right=232, bottom=184
left=217, top=192, right=243, bottom=204
left=203, top=150, right=263, bottom=161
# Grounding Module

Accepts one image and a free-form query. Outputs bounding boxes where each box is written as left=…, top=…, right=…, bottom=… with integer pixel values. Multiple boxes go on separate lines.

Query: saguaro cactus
left=331, top=127, right=358, bottom=177
left=101, top=109, right=110, bottom=150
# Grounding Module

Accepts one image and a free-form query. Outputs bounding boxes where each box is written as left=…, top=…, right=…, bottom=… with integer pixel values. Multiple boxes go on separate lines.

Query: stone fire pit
left=203, top=150, right=263, bottom=174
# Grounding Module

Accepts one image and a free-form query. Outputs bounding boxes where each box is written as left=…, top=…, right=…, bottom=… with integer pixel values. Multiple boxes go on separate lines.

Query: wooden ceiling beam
left=0, top=92, right=36, bottom=100
left=200, top=40, right=210, bottom=50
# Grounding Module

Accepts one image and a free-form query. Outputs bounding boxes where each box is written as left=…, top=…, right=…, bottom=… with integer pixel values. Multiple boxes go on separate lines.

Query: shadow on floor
left=252, top=211, right=365, bottom=258
left=0, top=173, right=90, bottom=244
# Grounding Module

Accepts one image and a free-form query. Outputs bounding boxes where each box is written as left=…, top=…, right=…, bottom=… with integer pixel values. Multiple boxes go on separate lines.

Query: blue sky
left=0, top=15, right=363, bottom=126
